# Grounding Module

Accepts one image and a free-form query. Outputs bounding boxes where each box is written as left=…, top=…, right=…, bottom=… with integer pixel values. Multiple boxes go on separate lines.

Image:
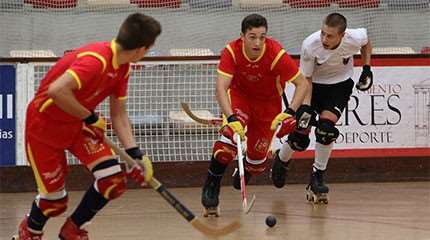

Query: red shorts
left=25, top=106, right=115, bottom=193
left=229, top=90, right=282, bottom=161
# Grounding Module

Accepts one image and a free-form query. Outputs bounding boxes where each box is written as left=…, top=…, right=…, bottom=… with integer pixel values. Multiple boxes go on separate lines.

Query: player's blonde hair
left=324, top=13, right=347, bottom=33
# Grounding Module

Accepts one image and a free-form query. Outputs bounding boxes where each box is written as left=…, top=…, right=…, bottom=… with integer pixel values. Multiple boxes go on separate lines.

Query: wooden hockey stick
left=180, top=102, right=223, bottom=126
left=235, top=135, right=256, bottom=214
left=104, top=137, right=241, bottom=237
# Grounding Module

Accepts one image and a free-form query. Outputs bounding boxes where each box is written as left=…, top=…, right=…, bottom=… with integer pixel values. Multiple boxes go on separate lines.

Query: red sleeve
left=217, top=46, right=236, bottom=78
left=114, top=65, right=130, bottom=99
left=66, top=56, right=104, bottom=90
left=273, top=51, right=300, bottom=83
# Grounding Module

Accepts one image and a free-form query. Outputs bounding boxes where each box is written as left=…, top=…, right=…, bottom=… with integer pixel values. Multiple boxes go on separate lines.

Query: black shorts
left=311, top=78, right=354, bottom=118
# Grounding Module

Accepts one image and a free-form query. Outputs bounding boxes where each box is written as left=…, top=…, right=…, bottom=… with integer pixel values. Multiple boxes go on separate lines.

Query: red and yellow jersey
left=31, top=40, right=130, bottom=122
left=218, top=37, right=300, bottom=100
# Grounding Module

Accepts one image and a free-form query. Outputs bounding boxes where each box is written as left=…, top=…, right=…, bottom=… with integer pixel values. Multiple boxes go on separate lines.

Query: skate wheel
left=203, top=207, right=220, bottom=217
left=11, top=235, right=19, bottom=240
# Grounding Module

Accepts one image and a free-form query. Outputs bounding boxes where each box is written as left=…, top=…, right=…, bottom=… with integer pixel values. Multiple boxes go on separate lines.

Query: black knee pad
left=287, top=130, right=310, bottom=151
left=315, top=119, right=339, bottom=145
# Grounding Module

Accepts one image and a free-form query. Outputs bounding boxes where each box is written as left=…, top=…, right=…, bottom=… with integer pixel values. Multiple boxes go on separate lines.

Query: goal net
left=15, top=59, right=221, bottom=165
left=1, top=0, right=429, bottom=57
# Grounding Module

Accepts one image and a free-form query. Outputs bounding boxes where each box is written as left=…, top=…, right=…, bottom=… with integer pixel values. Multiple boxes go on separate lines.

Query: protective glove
left=82, top=112, right=106, bottom=142
left=271, top=107, right=295, bottom=136
left=355, top=65, right=373, bottom=91
left=125, top=147, right=154, bottom=186
left=219, top=114, right=246, bottom=143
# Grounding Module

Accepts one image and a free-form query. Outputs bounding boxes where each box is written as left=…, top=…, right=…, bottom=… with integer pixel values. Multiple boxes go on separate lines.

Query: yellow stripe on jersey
left=39, top=98, right=54, bottom=112
left=77, top=51, right=107, bottom=73
left=217, top=69, right=234, bottom=78
left=66, top=69, right=82, bottom=90
left=118, top=96, right=127, bottom=100
left=271, top=49, right=286, bottom=71
left=288, top=70, right=301, bottom=83
left=275, top=75, right=283, bottom=96
left=111, top=39, right=119, bottom=70
left=242, top=43, right=266, bottom=63
left=27, top=143, right=48, bottom=194
left=125, top=65, right=132, bottom=78
left=275, top=70, right=301, bottom=96
left=226, top=44, right=236, bottom=64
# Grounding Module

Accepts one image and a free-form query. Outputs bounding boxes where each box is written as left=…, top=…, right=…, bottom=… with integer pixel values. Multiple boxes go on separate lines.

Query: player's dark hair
left=324, top=13, right=347, bottom=33
left=241, top=14, right=268, bottom=34
left=116, top=13, right=161, bottom=50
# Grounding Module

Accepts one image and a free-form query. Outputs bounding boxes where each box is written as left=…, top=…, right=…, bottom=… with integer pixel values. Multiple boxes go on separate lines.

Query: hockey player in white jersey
left=271, top=12, right=373, bottom=204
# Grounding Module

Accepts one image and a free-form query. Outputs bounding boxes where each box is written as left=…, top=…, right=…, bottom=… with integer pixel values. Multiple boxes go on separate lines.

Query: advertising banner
left=0, top=65, right=16, bottom=165
left=279, top=66, right=430, bottom=158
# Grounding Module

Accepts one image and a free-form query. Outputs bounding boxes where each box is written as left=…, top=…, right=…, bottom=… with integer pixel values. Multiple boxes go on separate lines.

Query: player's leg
left=306, top=112, right=338, bottom=204
left=306, top=79, right=353, bottom=204
left=202, top=140, right=237, bottom=216
left=60, top=134, right=126, bottom=239
left=232, top=118, right=273, bottom=189
left=15, top=136, right=69, bottom=240
left=202, top=92, right=250, bottom=216
left=271, top=105, right=315, bottom=188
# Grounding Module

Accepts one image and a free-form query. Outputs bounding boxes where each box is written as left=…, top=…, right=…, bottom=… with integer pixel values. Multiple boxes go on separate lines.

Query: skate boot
left=201, top=172, right=222, bottom=217
left=12, top=216, right=43, bottom=240
left=270, top=150, right=291, bottom=188
left=58, top=218, right=89, bottom=240
left=305, top=169, right=329, bottom=204
left=232, top=166, right=251, bottom=190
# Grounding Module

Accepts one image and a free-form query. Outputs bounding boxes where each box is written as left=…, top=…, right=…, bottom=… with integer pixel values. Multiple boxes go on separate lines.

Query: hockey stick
left=104, top=137, right=241, bottom=237
left=180, top=102, right=223, bottom=126
left=235, top=135, right=256, bottom=214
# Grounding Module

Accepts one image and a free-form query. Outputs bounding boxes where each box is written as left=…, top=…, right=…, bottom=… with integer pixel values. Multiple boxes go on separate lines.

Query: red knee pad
left=96, top=171, right=127, bottom=200
left=38, top=195, right=68, bottom=217
left=213, top=141, right=237, bottom=165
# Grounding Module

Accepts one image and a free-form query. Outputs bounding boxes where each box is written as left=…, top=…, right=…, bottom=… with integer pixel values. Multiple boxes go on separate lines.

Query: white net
left=1, top=0, right=429, bottom=57
left=19, top=60, right=221, bottom=164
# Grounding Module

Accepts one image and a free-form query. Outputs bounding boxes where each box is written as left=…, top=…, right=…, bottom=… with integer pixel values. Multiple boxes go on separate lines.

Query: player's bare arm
left=361, top=39, right=372, bottom=65
left=356, top=38, right=373, bottom=91
left=303, top=76, right=313, bottom=105
left=109, top=95, right=137, bottom=149
left=47, top=72, right=92, bottom=119
left=287, top=73, right=310, bottom=111
left=215, top=73, right=234, bottom=117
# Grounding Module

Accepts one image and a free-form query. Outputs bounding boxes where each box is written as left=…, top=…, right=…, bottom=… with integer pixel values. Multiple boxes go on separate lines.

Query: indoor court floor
left=1, top=182, right=429, bottom=240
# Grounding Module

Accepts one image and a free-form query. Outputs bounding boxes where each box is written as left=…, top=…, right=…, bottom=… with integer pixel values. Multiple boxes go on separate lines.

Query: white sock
left=279, top=143, right=294, bottom=163
left=314, top=142, right=334, bottom=171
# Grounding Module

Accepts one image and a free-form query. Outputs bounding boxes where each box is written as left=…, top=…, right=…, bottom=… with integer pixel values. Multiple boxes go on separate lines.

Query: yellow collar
left=110, top=39, right=119, bottom=70
left=242, top=42, right=266, bottom=63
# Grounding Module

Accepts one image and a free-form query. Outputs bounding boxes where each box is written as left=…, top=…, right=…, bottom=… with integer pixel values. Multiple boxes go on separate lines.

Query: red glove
left=276, top=117, right=296, bottom=138
left=125, top=147, right=154, bottom=186
left=219, top=114, right=245, bottom=144
left=82, top=112, right=106, bottom=142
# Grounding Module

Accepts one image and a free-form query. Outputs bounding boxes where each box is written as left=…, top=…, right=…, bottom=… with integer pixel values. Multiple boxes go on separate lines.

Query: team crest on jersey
left=343, top=57, right=350, bottom=65
left=84, top=137, right=105, bottom=155
left=254, top=138, right=270, bottom=153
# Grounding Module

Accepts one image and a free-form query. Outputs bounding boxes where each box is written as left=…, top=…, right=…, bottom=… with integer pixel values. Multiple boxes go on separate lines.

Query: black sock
left=27, top=201, right=49, bottom=231
left=70, top=185, right=108, bottom=227
left=208, top=156, right=227, bottom=176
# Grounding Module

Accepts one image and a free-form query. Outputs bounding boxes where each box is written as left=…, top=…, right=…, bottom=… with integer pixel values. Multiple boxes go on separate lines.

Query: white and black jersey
left=300, top=28, right=368, bottom=84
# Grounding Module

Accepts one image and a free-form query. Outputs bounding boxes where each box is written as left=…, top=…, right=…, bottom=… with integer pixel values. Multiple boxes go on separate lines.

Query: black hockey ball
left=265, top=215, right=277, bottom=227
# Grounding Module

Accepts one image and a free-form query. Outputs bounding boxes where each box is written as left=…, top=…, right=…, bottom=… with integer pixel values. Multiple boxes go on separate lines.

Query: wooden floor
left=1, top=182, right=429, bottom=240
